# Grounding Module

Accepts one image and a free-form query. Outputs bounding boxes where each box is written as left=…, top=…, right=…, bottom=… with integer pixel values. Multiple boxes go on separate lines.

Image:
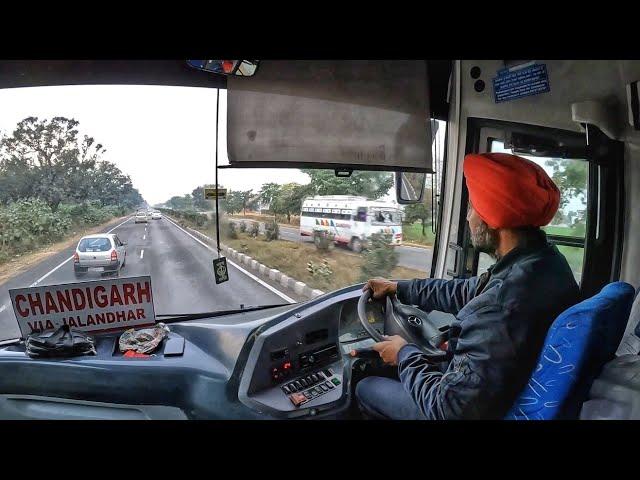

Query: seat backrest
left=616, top=289, right=640, bottom=356
left=506, top=281, right=636, bottom=420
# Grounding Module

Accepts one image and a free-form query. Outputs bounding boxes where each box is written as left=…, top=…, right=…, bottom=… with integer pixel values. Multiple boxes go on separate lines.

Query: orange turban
left=463, top=152, right=560, bottom=229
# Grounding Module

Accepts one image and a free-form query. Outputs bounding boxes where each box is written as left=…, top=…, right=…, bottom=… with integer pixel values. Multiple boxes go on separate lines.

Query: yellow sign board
left=204, top=187, right=227, bottom=199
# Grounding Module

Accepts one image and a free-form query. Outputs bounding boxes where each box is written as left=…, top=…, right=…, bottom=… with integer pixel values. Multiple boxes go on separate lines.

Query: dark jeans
left=355, top=376, right=426, bottom=420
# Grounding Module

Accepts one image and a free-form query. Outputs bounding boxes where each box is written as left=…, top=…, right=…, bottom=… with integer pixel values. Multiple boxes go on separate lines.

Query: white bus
left=300, top=195, right=403, bottom=252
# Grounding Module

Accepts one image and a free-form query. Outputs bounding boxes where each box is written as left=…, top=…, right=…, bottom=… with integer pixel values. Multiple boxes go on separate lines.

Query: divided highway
left=0, top=216, right=292, bottom=342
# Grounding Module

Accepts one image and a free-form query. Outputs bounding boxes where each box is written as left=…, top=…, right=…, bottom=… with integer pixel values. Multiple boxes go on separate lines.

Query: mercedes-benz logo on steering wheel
left=408, top=316, right=422, bottom=327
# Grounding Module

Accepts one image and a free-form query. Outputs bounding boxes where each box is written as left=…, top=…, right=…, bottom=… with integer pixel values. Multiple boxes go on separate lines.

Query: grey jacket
left=396, top=237, right=580, bottom=419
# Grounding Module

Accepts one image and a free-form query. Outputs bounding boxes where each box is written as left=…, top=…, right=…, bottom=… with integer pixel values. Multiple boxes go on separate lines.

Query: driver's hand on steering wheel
left=363, top=278, right=398, bottom=300
left=372, top=335, right=408, bottom=366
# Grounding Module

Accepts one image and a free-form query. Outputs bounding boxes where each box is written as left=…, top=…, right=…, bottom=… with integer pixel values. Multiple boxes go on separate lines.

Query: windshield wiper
left=155, top=303, right=294, bottom=322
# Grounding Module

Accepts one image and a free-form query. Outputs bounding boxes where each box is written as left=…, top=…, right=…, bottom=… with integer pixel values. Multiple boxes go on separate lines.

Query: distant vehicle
left=135, top=211, right=149, bottom=223
left=73, top=234, right=127, bottom=277
left=151, top=211, right=162, bottom=220
left=300, top=196, right=403, bottom=253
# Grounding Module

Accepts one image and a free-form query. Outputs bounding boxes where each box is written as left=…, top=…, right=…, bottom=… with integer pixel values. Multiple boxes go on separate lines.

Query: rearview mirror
left=396, top=171, right=426, bottom=204
left=187, top=60, right=259, bottom=77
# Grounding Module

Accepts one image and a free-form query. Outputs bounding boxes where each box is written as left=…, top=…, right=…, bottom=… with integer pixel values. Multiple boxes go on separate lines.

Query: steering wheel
left=357, top=289, right=449, bottom=359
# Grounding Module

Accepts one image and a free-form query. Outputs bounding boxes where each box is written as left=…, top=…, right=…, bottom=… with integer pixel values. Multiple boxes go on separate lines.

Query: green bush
left=0, top=198, right=126, bottom=265
left=248, top=222, right=260, bottom=238
left=226, top=221, right=238, bottom=239
left=182, top=210, right=207, bottom=227
left=156, top=207, right=207, bottom=227
left=264, top=220, right=279, bottom=241
left=57, top=203, right=87, bottom=222
left=359, top=233, right=398, bottom=282
left=313, top=230, right=335, bottom=252
left=307, top=259, right=333, bottom=289
left=0, top=198, right=72, bottom=257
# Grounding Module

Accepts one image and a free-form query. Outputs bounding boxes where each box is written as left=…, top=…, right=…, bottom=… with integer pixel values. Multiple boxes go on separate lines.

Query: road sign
left=204, top=187, right=227, bottom=199
left=9, top=276, right=156, bottom=339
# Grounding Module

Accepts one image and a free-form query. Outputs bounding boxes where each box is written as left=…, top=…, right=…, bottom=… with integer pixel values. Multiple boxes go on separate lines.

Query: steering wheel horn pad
left=357, top=289, right=449, bottom=359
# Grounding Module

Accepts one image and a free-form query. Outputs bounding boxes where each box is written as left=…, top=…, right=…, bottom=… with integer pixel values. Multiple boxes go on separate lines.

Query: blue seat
left=507, top=282, right=636, bottom=420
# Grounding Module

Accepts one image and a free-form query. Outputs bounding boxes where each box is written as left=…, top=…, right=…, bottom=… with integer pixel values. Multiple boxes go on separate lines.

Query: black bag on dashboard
left=25, top=324, right=97, bottom=358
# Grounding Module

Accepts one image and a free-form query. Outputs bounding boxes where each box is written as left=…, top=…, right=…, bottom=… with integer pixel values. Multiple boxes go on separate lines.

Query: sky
left=0, top=85, right=310, bottom=205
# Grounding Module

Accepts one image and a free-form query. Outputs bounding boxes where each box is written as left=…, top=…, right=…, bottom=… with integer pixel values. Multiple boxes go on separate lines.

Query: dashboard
left=238, top=288, right=383, bottom=418
left=0, top=284, right=426, bottom=420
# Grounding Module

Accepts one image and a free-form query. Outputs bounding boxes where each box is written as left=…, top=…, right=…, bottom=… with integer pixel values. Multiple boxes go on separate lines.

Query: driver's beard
left=470, top=220, right=500, bottom=258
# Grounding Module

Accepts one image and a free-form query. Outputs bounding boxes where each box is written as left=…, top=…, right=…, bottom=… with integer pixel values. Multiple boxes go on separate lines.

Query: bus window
left=370, top=208, right=401, bottom=225
left=477, top=140, right=588, bottom=283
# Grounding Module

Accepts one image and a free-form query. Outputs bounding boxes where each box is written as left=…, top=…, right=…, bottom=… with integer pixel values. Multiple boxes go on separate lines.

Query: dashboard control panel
left=281, top=367, right=341, bottom=407
left=298, top=344, right=339, bottom=370
left=267, top=341, right=339, bottom=386
left=238, top=296, right=359, bottom=418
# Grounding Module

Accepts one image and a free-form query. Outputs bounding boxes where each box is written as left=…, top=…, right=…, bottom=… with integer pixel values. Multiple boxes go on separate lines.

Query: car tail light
left=111, top=250, right=118, bottom=261
left=395, top=234, right=402, bottom=239
left=73, top=252, right=79, bottom=263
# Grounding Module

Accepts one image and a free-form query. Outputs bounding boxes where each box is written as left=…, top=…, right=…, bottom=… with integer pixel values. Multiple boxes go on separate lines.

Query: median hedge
left=157, top=208, right=208, bottom=227
left=0, top=198, right=127, bottom=265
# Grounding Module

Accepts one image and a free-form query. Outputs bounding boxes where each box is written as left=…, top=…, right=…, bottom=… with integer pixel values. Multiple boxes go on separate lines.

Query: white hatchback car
left=151, top=211, right=162, bottom=220
left=73, top=234, right=127, bottom=277
left=134, top=211, right=149, bottom=223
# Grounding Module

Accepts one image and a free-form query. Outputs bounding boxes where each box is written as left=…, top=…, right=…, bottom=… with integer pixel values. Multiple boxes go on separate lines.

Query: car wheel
left=350, top=238, right=363, bottom=253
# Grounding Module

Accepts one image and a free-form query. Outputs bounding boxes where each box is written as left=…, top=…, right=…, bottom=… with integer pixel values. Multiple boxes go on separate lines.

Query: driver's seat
left=506, top=282, right=635, bottom=420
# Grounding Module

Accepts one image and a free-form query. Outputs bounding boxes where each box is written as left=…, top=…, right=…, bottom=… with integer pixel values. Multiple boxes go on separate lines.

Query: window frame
left=458, top=118, right=625, bottom=298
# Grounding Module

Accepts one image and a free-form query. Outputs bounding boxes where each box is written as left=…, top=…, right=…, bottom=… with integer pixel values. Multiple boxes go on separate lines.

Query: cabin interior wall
left=620, top=142, right=640, bottom=290
left=436, top=60, right=640, bottom=285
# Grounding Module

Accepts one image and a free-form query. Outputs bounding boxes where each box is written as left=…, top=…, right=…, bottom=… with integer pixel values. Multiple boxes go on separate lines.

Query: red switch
left=289, top=392, right=307, bottom=407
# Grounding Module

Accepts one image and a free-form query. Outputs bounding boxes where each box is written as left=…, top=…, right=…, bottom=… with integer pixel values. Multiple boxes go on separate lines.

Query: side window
left=114, top=236, right=122, bottom=247
left=477, top=140, right=588, bottom=283
left=356, top=207, right=367, bottom=222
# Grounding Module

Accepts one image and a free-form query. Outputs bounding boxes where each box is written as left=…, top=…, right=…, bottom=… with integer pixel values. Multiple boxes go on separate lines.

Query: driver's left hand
left=372, top=335, right=408, bottom=366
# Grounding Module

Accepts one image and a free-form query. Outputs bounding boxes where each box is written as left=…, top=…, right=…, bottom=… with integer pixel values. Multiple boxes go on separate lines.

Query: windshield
left=0, top=85, right=446, bottom=342
left=78, top=238, right=112, bottom=252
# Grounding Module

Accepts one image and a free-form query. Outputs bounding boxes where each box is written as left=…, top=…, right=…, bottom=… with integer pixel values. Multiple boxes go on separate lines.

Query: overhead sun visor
left=226, top=61, right=433, bottom=172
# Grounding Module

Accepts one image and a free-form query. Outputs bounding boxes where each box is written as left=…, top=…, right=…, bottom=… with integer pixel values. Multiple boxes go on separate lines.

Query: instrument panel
left=238, top=292, right=380, bottom=418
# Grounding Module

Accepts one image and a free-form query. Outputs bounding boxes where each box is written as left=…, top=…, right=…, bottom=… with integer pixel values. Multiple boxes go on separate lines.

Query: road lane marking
left=140, top=249, right=144, bottom=259
left=164, top=216, right=295, bottom=303
left=0, top=305, right=6, bottom=314
left=143, top=235, right=146, bottom=240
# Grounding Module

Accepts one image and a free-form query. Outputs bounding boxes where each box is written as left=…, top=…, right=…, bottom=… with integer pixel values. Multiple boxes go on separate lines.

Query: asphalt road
left=0, top=216, right=292, bottom=343
left=235, top=219, right=433, bottom=272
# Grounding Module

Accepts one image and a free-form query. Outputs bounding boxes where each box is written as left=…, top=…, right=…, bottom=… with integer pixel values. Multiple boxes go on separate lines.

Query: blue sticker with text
left=492, top=63, right=550, bottom=103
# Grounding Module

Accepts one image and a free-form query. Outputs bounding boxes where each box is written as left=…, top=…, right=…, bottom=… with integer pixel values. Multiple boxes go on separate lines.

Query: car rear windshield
left=78, top=237, right=112, bottom=252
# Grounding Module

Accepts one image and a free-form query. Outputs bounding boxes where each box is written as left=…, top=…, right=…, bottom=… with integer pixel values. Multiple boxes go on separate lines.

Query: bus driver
left=356, top=152, right=581, bottom=420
